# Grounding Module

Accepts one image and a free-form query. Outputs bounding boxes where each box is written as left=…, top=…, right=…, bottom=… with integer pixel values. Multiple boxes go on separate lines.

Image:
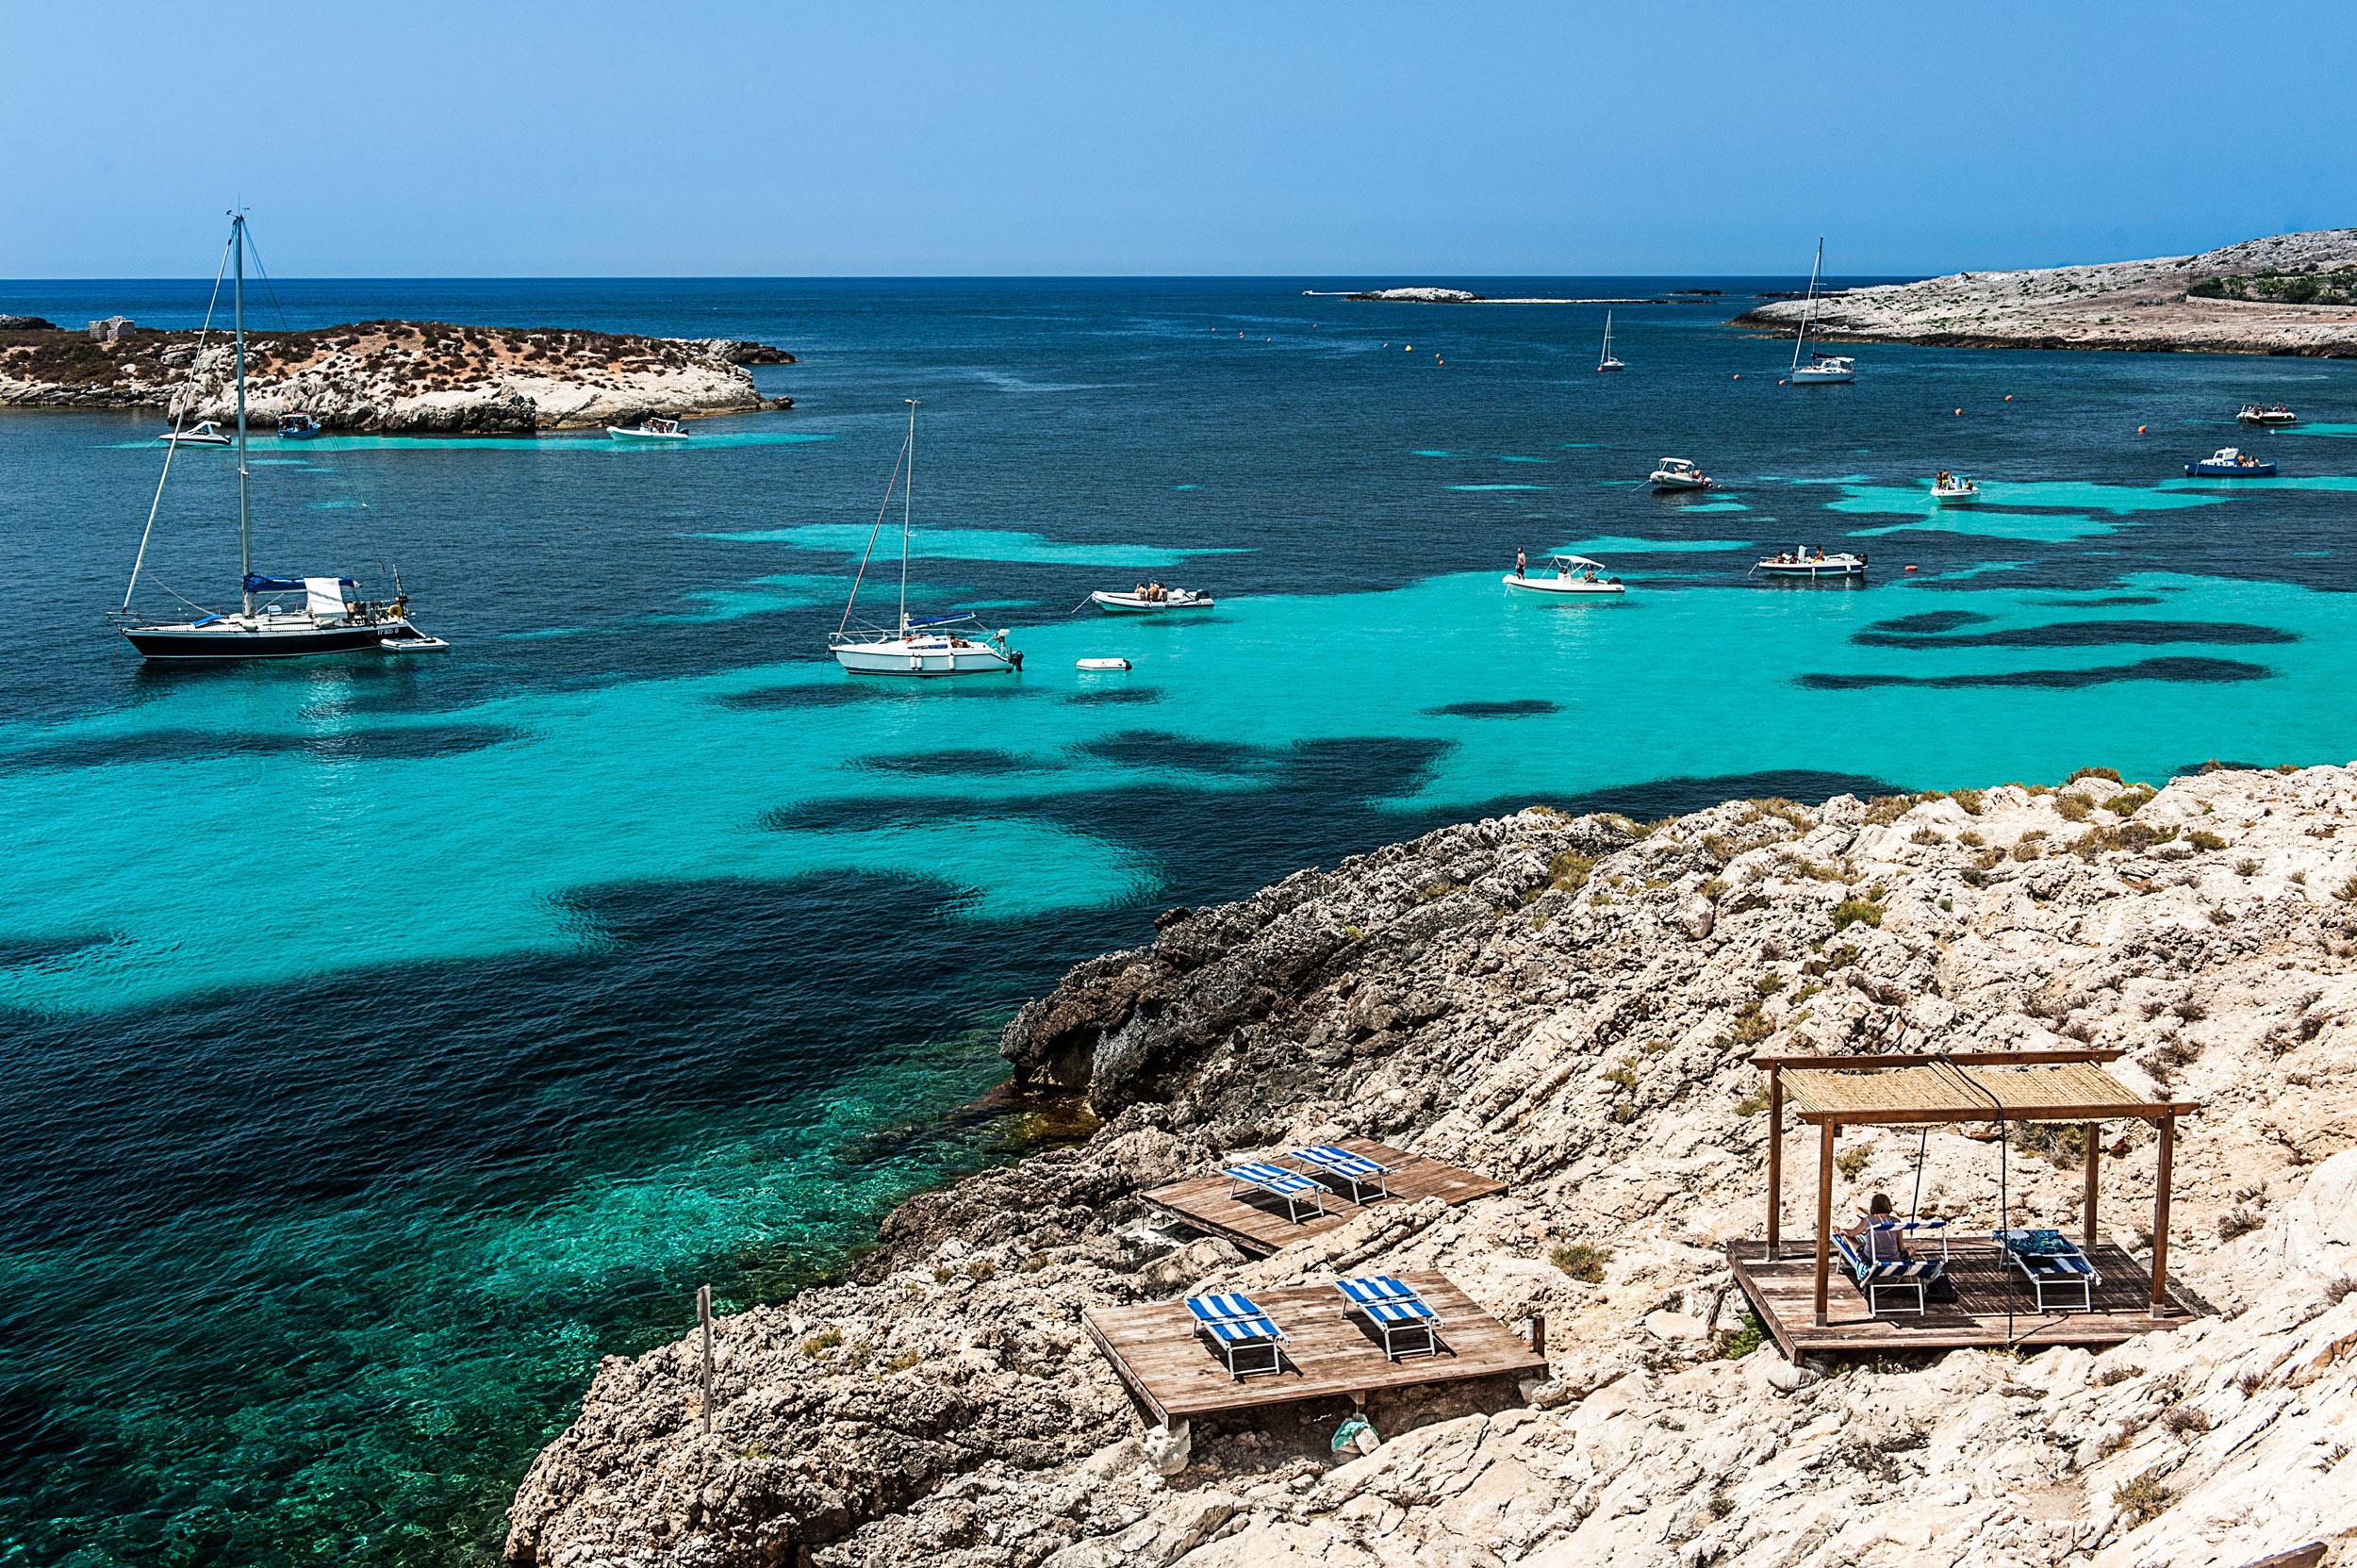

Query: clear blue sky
left=8, top=0, right=2352, bottom=277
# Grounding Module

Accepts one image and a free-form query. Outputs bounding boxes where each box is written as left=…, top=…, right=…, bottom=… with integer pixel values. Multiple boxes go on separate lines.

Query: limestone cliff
left=509, top=766, right=2357, bottom=1568
left=0, top=321, right=795, bottom=432
left=1737, top=229, right=2357, bottom=356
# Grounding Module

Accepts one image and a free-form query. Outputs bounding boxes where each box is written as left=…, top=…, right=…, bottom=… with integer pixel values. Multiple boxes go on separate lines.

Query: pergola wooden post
left=1749, top=1048, right=2197, bottom=1336
left=1766, top=1065, right=1784, bottom=1260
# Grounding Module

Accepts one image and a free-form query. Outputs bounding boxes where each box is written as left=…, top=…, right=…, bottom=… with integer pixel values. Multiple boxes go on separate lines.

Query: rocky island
left=1738, top=228, right=2357, bottom=356
left=0, top=317, right=795, bottom=433
left=509, top=765, right=2357, bottom=1568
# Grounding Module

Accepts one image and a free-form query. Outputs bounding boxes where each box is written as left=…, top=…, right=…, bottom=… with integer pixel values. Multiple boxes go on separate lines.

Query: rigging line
left=1934, top=1051, right=2018, bottom=1343
left=122, top=230, right=236, bottom=616
left=240, top=222, right=380, bottom=566
left=835, top=426, right=911, bottom=638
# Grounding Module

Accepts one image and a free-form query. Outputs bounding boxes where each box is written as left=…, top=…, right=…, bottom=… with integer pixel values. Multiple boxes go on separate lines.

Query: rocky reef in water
left=507, top=766, right=2357, bottom=1568
left=1737, top=228, right=2357, bottom=356
left=0, top=320, right=795, bottom=432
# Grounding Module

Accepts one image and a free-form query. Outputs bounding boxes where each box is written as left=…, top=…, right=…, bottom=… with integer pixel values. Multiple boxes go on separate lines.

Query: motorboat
left=1753, top=547, right=1868, bottom=580
left=157, top=421, right=231, bottom=447
left=2236, top=404, right=2299, bottom=427
left=830, top=400, right=1022, bottom=677
left=606, top=417, right=688, bottom=441
left=1649, top=457, right=1714, bottom=490
left=2184, top=447, right=2278, bottom=478
left=118, top=215, right=444, bottom=662
left=1786, top=239, right=1856, bottom=384
left=1504, top=553, right=1626, bottom=597
left=276, top=412, right=322, bottom=439
left=1091, top=586, right=1214, bottom=613
left=1930, top=471, right=1981, bottom=503
left=1076, top=657, right=1131, bottom=671
left=1596, top=310, right=1624, bottom=373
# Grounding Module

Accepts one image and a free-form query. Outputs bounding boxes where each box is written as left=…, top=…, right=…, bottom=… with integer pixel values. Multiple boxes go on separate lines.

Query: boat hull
left=1650, top=476, right=1711, bottom=490
left=1755, top=562, right=1867, bottom=579
left=2184, top=462, right=2277, bottom=478
left=606, top=427, right=689, bottom=442
left=1931, top=488, right=1981, bottom=504
left=1504, top=574, right=1624, bottom=596
left=833, top=639, right=1015, bottom=676
left=1091, top=592, right=1213, bottom=614
left=123, top=623, right=389, bottom=661
left=1788, top=368, right=1854, bottom=383
left=1596, top=360, right=1625, bottom=373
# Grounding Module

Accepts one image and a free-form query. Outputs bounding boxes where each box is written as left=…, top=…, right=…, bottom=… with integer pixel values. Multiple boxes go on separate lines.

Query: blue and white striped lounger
left=1997, top=1229, right=2101, bottom=1312
left=1225, top=1162, right=1330, bottom=1223
left=1830, top=1230, right=1946, bottom=1316
left=1184, top=1292, right=1287, bottom=1378
left=1288, top=1145, right=1393, bottom=1203
left=1334, top=1275, right=1444, bottom=1361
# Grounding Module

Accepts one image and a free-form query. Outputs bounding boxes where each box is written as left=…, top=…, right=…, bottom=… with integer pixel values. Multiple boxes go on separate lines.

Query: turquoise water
left=2, top=275, right=2354, bottom=1566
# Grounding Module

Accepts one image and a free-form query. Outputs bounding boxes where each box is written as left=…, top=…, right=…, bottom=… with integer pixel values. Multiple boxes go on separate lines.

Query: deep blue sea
left=2, top=274, right=2353, bottom=1565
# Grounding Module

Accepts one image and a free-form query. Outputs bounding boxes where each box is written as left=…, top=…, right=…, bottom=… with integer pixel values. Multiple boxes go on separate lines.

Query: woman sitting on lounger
left=1849, top=1192, right=1909, bottom=1260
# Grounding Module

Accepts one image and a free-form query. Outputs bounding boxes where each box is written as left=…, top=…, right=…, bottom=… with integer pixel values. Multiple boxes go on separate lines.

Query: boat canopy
left=305, top=576, right=354, bottom=620
left=245, top=573, right=354, bottom=594
left=1554, top=555, right=1606, bottom=569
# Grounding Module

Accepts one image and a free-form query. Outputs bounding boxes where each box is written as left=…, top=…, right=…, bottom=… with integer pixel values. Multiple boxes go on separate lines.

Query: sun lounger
left=1997, top=1228, right=2100, bottom=1312
left=1335, top=1275, right=1444, bottom=1361
left=1830, top=1226, right=1948, bottom=1315
left=1224, top=1162, right=1329, bottom=1223
left=1287, top=1145, right=1393, bottom=1203
left=1184, top=1292, right=1287, bottom=1378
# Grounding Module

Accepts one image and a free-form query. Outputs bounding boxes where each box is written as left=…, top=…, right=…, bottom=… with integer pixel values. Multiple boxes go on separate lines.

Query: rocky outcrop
left=1738, top=228, right=2357, bottom=356
left=509, top=767, right=2357, bottom=1568
left=0, top=320, right=796, bottom=431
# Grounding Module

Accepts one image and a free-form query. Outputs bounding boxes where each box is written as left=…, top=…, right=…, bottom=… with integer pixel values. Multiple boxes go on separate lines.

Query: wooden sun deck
left=1082, top=1275, right=1545, bottom=1423
left=1139, top=1138, right=1504, bottom=1256
left=1728, top=1239, right=2200, bottom=1359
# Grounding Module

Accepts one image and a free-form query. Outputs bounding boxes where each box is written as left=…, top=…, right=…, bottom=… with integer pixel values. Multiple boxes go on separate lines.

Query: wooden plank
left=1082, top=1275, right=1545, bottom=1421
left=1813, top=1124, right=1834, bottom=1325
left=1807, top=1102, right=2190, bottom=1126
left=2152, top=1115, right=2176, bottom=1317
left=1751, top=1049, right=2125, bottom=1068
left=1139, top=1140, right=1505, bottom=1258
left=1766, top=1068, right=1783, bottom=1257
left=1726, top=1240, right=2200, bottom=1356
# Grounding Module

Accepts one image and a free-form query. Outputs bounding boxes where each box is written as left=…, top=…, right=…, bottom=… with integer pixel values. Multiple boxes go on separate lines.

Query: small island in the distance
left=0, top=316, right=796, bottom=434
left=1737, top=227, right=2357, bottom=356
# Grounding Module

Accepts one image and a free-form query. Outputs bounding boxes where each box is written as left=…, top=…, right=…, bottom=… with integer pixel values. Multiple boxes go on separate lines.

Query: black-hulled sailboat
left=118, top=214, right=445, bottom=661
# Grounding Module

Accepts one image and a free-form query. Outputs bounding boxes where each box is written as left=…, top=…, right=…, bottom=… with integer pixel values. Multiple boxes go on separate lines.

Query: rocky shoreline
left=0, top=319, right=795, bottom=433
left=508, top=766, right=2357, bottom=1568
left=1737, top=228, right=2357, bottom=357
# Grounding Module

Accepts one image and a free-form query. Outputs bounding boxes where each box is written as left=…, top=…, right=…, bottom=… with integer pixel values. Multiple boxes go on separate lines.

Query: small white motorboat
left=606, top=417, right=688, bottom=441
left=1076, top=657, right=1131, bottom=671
left=1504, top=553, right=1626, bottom=597
left=157, top=421, right=232, bottom=447
left=2184, top=446, right=2277, bottom=478
left=1753, top=547, right=1868, bottom=580
left=1090, top=587, right=1214, bottom=613
left=1930, top=471, right=1981, bottom=504
left=1649, top=457, right=1715, bottom=490
left=2236, top=404, right=2299, bottom=427
left=1596, top=310, right=1625, bottom=373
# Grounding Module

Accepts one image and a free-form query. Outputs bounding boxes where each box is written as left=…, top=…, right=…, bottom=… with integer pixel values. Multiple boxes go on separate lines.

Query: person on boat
left=1133, top=582, right=1148, bottom=599
left=1848, top=1192, right=1909, bottom=1260
left=1936, top=470, right=1951, bottom=488
left=1514, top=548, right=1526, bottom=579
left=1582, top=565, right=1598, bottom=583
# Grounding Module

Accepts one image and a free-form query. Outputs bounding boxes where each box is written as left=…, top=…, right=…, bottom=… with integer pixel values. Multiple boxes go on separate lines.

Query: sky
left=7, top=1, right=2354, bottom=278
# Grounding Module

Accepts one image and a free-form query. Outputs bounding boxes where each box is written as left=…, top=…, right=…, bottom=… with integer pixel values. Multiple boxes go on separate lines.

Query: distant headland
left=0, top=317, right=796, bottom=433
left=1737, top=228, right=2357, bottom=356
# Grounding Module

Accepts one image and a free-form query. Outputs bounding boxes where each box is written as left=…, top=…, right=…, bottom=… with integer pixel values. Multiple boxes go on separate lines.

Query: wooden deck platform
left=1082, top=1275, right=1546, bottom=1423
left=1728, top=1239, right=2200, bottom=1359
left=1139, top=1139, right=1504, bottom=1256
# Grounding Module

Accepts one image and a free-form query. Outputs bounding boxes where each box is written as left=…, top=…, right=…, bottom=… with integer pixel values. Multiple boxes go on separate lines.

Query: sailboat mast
left=234, top=214, right=252, bottom=616
left=898, top=399, right=915, bottom=631
left=1792, top=237, right=1821, bottom=374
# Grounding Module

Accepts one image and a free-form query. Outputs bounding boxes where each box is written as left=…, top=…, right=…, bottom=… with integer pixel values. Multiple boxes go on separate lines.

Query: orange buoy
left=1953, top=407, right=1963, bottom=416
left=1734, top=373, right=1741, bottom=380
left=2003, top=394, right=2013, bottom=402
left=1904, top=565, right=1920, bottom=572
left=2138, top=424, right=2148, bottom=435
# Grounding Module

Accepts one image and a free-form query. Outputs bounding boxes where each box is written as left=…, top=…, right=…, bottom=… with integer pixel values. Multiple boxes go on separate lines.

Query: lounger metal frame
left=1335, top=1275, right=1445, bottom=1362
left=1996, top=1229, right=2101, bottom=1312
left=1185, top=1293, right=1288, bottom=1379
left=1288, top=1145, right=1393, bottom=1203
left=1224, top=1161, right=1329, bottom=1223
left=1830, top=1225, right=1948, bottom=1316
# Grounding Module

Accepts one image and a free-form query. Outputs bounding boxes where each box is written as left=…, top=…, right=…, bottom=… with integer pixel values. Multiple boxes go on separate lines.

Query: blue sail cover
left=906, top=612, right=979, bottom=629
left=244, top=575, right=354, bottom=592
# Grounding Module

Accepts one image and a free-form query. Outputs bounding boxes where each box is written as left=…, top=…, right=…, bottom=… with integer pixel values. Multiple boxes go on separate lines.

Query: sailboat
left=1596, top=310, right=1625, bottom=372
left=1786, top=238, right=1855, bottom=384
left=118, top=214, right=444, bottom=661
left=830, top=401, right=1021, bottom=677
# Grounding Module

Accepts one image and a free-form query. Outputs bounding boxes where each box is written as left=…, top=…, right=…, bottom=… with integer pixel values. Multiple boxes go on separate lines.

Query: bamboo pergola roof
left=1755, top=1051, right=2197, bottom=1126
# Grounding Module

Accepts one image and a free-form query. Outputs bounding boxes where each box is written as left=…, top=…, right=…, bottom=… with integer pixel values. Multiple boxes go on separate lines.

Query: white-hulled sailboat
left=1786, top=238, right=1855, bottom=384
left=1596, top=310, right=1624, bottom=372
left=117, top=214, right=444, bottom=661
left=830, top=400, right=1021, bottom=677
